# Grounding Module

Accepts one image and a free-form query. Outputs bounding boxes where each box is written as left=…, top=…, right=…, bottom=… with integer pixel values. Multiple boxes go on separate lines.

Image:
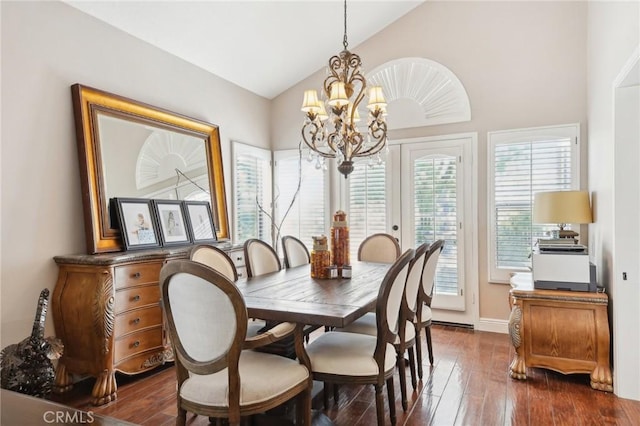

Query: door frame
left=390, top=133, right=479, bottom=327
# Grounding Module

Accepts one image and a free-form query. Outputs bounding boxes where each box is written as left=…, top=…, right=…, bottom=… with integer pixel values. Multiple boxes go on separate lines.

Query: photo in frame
left=114, top=198, right=161, bottom=250
left=184, top=201, right=217, bottom=244
left=152, top=200, right=191, bottom=247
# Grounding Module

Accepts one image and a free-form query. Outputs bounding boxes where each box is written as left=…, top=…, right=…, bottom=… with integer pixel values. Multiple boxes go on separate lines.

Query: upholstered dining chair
left=159, top=260, right=312, bottom=426
left=243, top=239, right=281, bottom=278
left=415, top=239, right=445, bottom=378
left=190, top=244, right=266, bottom=337
left=358, top=233, right=401, bottom=263
left=190, top=244, right=238, bottom=281
left=305, top=249, right=415, bottom=426
left=282, top=235, right=310, bottom=269
left=339, top=243, right=429, bottom=411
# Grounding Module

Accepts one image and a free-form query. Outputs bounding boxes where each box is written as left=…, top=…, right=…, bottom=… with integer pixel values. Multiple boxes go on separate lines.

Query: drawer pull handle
left=131, top=295, right=141, bottom=302
left=132, top=341, right=140, bottom=348
left=132, top=318, right=140, bottom=325
left=132, top=272, right=141, bottom=279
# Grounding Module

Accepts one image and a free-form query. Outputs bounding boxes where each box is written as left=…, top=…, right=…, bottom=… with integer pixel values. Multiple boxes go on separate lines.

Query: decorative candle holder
left=331, top=210, right=350, bottom=277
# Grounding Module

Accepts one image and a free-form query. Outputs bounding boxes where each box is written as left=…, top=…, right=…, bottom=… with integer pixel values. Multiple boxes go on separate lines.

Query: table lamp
left=533, top=190, right=593, bottom=239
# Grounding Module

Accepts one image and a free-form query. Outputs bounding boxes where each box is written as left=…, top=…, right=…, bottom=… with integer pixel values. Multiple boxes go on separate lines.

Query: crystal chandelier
left=300, top=0, right=388, bottom=178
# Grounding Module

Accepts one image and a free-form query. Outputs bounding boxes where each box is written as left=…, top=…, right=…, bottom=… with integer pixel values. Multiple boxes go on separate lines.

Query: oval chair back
left=416, top=239, right=445, bottom=375
left=190, top=244, right=238, bottom=281
left=282, top=235, right=310, bottom=268
left=243, top=239, right=281, bottom=278
left=358, top=233, right=401, bottom=263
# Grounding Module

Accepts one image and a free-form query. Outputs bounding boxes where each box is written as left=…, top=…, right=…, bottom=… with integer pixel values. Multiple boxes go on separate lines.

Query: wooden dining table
left=235, top=260, right=391, bottom=329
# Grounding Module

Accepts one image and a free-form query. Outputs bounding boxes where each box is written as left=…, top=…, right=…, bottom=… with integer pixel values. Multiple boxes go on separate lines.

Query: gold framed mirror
left=72, top=84, right=229, bottom=254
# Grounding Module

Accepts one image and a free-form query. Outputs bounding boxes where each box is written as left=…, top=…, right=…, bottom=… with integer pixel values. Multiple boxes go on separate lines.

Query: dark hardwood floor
left=53, top=325, right=640, bottom=425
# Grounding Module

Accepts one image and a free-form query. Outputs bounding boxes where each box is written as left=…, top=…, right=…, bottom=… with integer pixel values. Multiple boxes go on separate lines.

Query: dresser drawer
left=115, top=306, right=162, bottom=336
left=114, top=327, right=163, bottom=361
left=114, top=263, right=162, bottom=290
left=236, top=266, right=247, bottom=280
left=228, top=249, right=245, bottom=268
left=114, top=285, right=160, bottom=314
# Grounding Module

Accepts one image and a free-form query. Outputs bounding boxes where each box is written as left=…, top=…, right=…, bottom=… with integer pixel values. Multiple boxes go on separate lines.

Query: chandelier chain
left=343, top=0, right=348, bottom=50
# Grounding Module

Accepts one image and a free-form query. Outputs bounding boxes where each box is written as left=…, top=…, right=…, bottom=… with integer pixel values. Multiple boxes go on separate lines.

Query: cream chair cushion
left=306, top=331, right=396, bottom=376
left=420, top=305, right=433, bottom=323
left=182, top=350, right=308, bottom=407
left=339, top=312, right=416, bottom=344
left=246, top=241, right=280, bottom=277
left=282, top=236, right=310, bottom=268
left=358, top=234, right=400, bottom=263
left=191, top=247, right=237, bottom=282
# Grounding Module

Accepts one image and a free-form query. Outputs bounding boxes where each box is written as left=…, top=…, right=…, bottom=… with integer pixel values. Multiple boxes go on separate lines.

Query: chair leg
left=408, top=346, right=417, bottom=390
left=333, top=383, right=339, bottom=405
left=386, top=377, right=397, bottom=425
left=426, top=325, right=434, bottom=365
left=322, top=382, right=329, bottom=409
left=375, top=384, right=385, bottom=426
left=176, top=407, right=187, bottom=426
left=296, top=386, right=311, bottom=426
left=397, top=351, right=408, bottom=412
left=415, top=325, right=424, bottom=379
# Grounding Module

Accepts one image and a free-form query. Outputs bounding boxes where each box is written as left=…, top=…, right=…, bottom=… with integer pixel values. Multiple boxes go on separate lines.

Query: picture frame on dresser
left=152, top=200, right=191, bottom=247
left=114, top=198, right=161, bottom=250
left=184, top=201, right=217, bottom=244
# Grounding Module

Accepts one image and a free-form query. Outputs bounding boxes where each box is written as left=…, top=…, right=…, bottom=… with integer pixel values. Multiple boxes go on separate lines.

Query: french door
left=396, top=135, right=477, bottom=325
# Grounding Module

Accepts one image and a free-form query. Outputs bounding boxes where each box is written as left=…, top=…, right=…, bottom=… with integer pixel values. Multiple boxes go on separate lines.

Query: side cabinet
left=51, top=244, right=242, bottom=405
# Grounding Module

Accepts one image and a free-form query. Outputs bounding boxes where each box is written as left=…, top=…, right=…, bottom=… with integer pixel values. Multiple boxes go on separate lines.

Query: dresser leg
left=91, top=369, right=117, bottom=406
left=590, top=364, right=613, bottom=392
left=508, top=303, right=527, bottom=380
left=53, top=363, right=73, bottom=393
left=509, top=354, right=527, bottom=380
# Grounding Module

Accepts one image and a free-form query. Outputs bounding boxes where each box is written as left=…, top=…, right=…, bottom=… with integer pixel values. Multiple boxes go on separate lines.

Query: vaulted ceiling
left=65, top=1, right=425, bottom=99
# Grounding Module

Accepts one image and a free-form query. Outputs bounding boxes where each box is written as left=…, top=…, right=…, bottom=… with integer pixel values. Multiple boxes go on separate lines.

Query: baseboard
left=476, top=317, right=509, bottom=334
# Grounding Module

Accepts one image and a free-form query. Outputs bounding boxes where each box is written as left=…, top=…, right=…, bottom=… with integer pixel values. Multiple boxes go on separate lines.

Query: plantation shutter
left=274, top=151, right=327, bottom=250
left=232, top=143, right=271, bottom=243
left=489, top=124, right=579, bottom=282
left=348, top=163, right=387, bottom=259
left=413, top=155, right=459, bottom=295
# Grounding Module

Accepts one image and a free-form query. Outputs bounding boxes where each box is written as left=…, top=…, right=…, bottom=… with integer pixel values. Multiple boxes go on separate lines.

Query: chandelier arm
left=352, top=121, right=388, bottom=158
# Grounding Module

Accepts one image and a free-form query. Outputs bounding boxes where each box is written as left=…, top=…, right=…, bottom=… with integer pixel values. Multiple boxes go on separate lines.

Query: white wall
left=272, top=1, right=588, bottom=322
left=587, top=1, right=640, bottom=401
left=0, top=1, right=271, bottom=347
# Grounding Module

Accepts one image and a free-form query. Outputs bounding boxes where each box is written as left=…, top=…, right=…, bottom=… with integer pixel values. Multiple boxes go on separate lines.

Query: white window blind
left=348, top=163, right=387, bottom=259
left=413, top=155, right=459, bottom=295
left=232, top=142, right=272, bottom=243
left=488, top=124, right=579, bottom=282
left=273, top=150, right=328, bottom=251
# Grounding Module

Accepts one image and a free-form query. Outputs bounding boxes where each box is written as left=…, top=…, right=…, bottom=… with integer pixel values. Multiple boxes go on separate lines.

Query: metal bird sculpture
left=0, top=288, right=63, bottom=398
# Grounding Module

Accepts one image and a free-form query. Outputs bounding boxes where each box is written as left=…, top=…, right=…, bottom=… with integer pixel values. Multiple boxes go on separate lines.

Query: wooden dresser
left=51, top=244, right=244, bottom=405
left=508, top=273, right=613, bottom=392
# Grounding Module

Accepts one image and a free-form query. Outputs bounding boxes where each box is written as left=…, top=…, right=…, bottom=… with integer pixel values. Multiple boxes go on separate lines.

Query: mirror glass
left=98, top=114, right=210, bottom=215
left=72, top=84, right=230, bottom=253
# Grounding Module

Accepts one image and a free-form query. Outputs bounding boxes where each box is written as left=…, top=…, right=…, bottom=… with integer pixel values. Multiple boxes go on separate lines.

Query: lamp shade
left=301, top=90, right=320, bottom=113
left=367, top=86, right=387, bottom=111
left=533, top=190, right=593, bottom=224
left=328, top=82, right=349, bottom=108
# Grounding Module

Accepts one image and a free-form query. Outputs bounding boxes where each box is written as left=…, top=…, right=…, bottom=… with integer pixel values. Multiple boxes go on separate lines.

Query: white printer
left=532, top=248, right=597, bottom=292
